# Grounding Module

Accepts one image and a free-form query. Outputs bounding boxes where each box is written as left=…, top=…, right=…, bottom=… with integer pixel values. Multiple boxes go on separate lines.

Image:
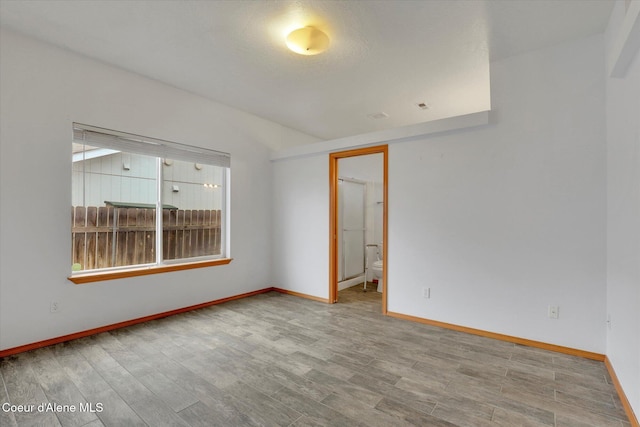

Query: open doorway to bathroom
left=337, top=177, right=367, bottom=287
left=329, top=145, right=387, bottom=313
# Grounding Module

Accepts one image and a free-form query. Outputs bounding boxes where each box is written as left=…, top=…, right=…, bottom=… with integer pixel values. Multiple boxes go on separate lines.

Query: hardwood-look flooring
left=1, top=285, right=631, bottom=427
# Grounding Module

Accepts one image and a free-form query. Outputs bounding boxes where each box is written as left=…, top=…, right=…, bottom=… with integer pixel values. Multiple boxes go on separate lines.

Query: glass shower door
left=338, top=179, right=365, bottom=281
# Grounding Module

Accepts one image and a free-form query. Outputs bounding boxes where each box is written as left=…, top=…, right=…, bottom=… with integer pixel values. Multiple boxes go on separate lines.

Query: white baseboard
left=338, top=275, right=366, bottom=290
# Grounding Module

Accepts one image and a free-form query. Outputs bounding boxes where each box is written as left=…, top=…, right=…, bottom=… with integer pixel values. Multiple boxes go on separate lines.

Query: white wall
left=605, top=0, right=640, bottom=416
left=0, top=29, right=317, bottom=351
left=272, top=34, right=607, bottom=353
left=271, top=155, right=329, bottom=299
left=389, top=34, right=606, bottom=353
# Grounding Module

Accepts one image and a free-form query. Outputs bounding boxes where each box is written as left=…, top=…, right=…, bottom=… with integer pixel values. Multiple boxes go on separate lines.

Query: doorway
left=329, top=145, right=388, bottom=313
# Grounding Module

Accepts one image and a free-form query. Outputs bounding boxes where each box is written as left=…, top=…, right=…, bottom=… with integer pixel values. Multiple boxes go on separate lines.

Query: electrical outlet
left=548, top=305, right=559, bottom=319
left=423, top=288, right=430, bottom=299
left=50, top=301, right=60, bottom=313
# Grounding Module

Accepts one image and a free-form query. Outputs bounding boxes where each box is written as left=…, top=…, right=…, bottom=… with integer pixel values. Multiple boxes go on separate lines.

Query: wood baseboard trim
left=271, top=287, right=330, bottom=303
left=3, top=288, right=634, bottom=426
left=605, top=356, right=639, bottom=427
left=386, top=311, right=605, bottom=361
left=0, top=288, right=272, bottom=358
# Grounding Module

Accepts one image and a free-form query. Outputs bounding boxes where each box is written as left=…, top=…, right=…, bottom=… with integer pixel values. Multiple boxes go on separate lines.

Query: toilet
left=370, top=244, right=383, bottom=293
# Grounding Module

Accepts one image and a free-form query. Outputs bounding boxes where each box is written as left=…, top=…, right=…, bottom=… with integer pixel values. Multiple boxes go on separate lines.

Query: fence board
left=96, top=230, right=109, bottom=268
left=72, top=207, right=221, bottom=271
left=213, top=210, right=221, bottom=253
left=144, top=210, right=154, bottom=264
left=86, top=207, right=97, bottom=269
left=204, top=210, right=212, bottom=255
left=72, top=207, right=86, bottom=269
left=115, top=209, right=127, bottom=267
left=196, top=210, right=205, bottom=256
left=163, top=209, right=172, bottom=260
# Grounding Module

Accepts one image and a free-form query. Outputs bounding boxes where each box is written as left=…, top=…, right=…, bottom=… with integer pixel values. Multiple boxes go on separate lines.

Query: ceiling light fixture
left=286, top=26, right=330, bottom=55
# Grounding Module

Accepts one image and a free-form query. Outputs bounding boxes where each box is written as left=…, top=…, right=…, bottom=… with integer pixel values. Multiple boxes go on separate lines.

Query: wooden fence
left=72, top=206, right=222, bottom=271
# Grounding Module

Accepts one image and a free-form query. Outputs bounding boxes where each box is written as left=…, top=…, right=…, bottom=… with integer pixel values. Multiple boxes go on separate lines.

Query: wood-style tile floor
left=1, top=285, right=631, bottom=427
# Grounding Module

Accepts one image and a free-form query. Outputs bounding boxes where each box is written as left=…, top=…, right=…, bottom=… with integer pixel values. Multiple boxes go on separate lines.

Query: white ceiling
left=0, top=0, right=613, bottom=142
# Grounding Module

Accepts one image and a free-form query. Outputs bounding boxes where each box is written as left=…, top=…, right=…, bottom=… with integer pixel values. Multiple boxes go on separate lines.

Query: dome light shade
left=286, top=27, right=330, bottom=55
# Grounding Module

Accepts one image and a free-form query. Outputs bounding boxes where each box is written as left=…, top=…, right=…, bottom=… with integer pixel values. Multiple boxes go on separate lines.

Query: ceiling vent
left=417, top=102, right=429, bottom=110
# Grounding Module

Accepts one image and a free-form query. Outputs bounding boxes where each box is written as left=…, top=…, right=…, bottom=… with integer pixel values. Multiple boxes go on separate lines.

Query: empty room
left=0, top=1, right=638, bottom=426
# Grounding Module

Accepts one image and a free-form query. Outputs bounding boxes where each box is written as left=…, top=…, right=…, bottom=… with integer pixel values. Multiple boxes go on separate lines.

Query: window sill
left=68, top=258, right=233, bottom=284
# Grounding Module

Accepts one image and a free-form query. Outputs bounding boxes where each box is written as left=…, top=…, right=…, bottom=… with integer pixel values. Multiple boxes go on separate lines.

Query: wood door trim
left=329, top=145, right=388, bottom=313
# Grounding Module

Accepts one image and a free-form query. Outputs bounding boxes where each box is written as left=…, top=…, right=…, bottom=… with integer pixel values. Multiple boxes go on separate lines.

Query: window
left=71, top=124, right=230, bottom=278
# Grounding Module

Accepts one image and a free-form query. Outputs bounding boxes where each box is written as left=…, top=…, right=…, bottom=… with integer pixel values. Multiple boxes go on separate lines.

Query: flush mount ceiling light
left=286, top=26, right=330, bottom=55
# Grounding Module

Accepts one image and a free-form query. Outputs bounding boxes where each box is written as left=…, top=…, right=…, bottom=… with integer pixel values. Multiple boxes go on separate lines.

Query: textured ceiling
left=0, top=0, right=613, bottom=142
